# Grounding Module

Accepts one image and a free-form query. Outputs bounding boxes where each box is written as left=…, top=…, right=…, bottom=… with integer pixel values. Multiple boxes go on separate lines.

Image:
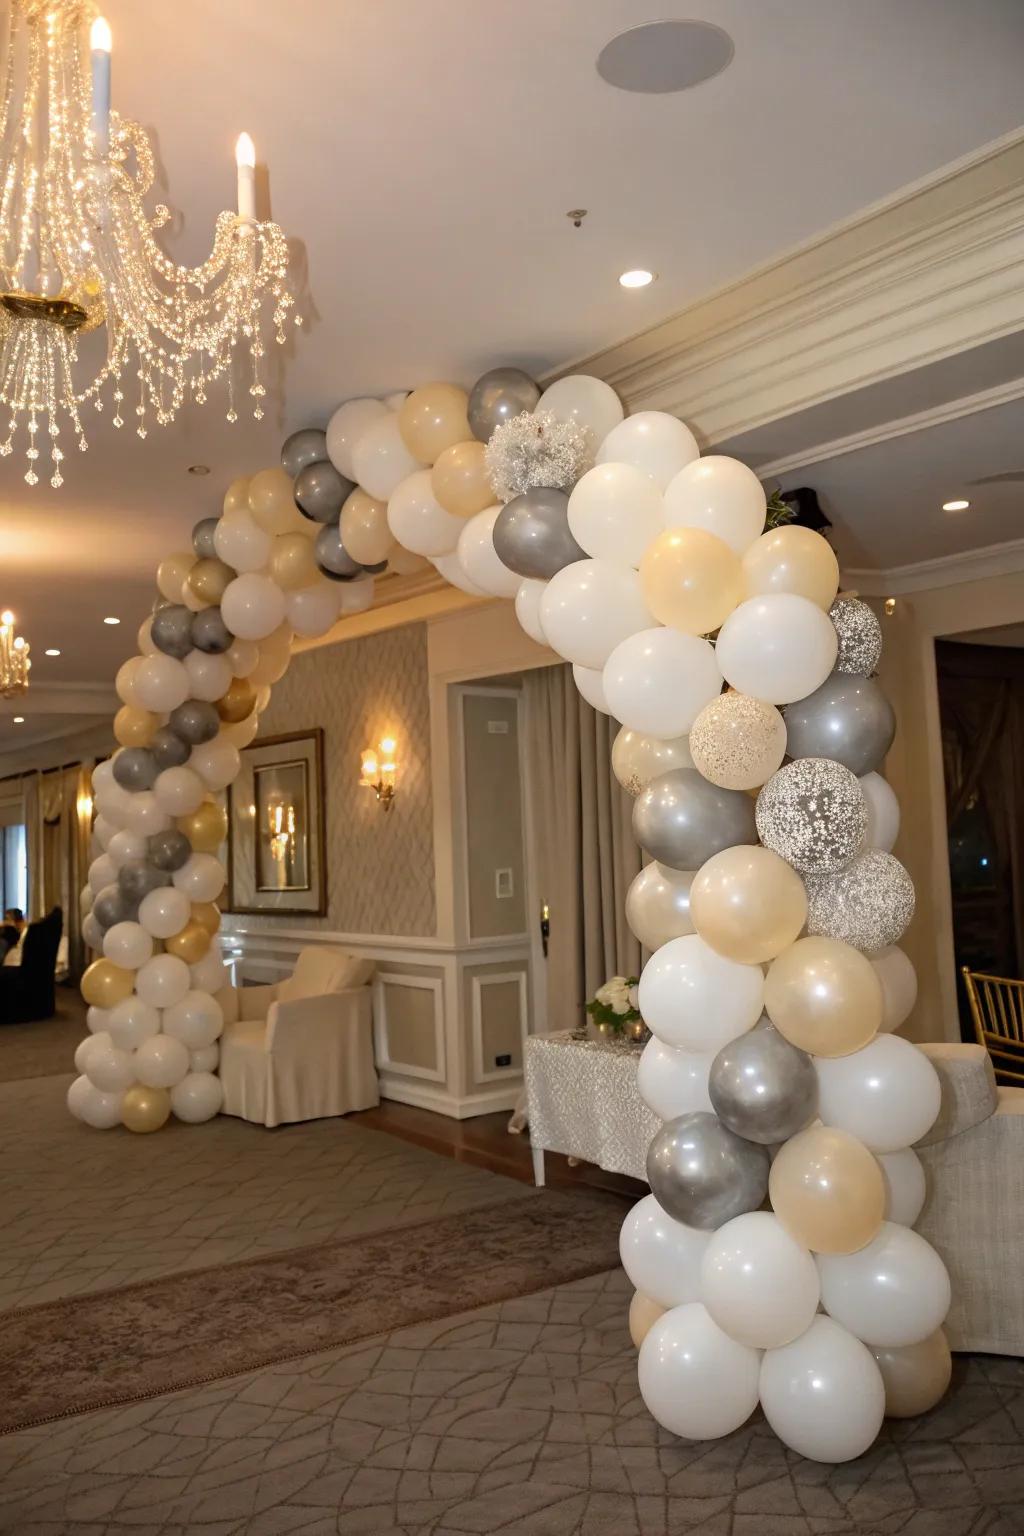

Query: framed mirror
left=226, top=729, right=326, bottom=915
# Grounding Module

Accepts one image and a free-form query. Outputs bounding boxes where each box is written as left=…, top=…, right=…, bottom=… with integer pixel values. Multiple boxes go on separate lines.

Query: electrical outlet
left=495, top=867, right=513, bottom=898
left=487, top=719, right=510, bottom=734
left=495, top=1053, right=512, bottom=1068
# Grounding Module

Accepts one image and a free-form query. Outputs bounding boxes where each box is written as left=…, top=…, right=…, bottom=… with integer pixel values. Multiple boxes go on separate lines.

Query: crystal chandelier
left=0, top=612, right=30, bottom=697
left=0, top=0, right=296, bottom=488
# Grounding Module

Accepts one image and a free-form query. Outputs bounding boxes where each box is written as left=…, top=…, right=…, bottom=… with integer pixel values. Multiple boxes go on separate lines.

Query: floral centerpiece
left=584, top=975, right=647, bottom=1042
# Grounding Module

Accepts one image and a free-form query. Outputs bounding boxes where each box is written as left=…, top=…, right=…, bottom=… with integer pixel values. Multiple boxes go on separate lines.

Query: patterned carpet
left=0, top=991, right=87, bottom=1083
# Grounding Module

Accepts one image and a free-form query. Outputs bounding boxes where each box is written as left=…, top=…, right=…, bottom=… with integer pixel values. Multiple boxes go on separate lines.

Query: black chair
left=0, top=907, right=63, bottom=1025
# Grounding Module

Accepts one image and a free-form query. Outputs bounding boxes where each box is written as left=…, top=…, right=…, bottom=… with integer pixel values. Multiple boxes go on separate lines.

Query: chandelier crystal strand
left=0, top=0, right=295, bottom=488
left=0, top=611, right=30, bottom=697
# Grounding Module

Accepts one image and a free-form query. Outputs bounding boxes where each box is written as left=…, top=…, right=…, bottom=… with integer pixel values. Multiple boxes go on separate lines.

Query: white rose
left=595, top=984, right=613, bottom=1007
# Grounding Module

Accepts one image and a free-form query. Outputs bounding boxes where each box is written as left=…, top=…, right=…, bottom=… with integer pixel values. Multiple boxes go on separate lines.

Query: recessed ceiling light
left=188, top=464, right=211, bottom=476
left=619, top=269, right=655, bottom=289
left=12, top=716, right=23, bottom=724
left=44, top=648, right=61, bottom=656
left=597, top=20, right=734, bottom=95
left=942, top=499, right=970, bottom=512
left=103, top=615, right=120, bottom=625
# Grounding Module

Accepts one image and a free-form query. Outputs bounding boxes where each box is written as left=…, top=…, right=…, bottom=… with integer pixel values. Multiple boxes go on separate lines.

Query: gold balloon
left=223, top=475, right=251, bottom=514
left=742, top=526, right=840, bottom=610
left=187, top=557, right=234, bottom=607
left=270, top=532, right=320, bottom=591
left=121, top=1084, right=172, bottom=1134
left=629, top=1291, right=665, bottom=1349
left=770, top=1125, right=885, bottom=1255
left=872, top=1330, right=952, bottom=1419
left=216, top=677, right=257, bottom=724
left=165, top=919, right=211, bottom=964
left=691, top=846, right=808, bottom=965
left=179, top=801, right=228, bottom=853
left=339, top=488, right=393, bottom=566
left=114, top=705, right=158, bottom=748
left=765, top=935, right=883, bottom=1056
left=639, top=527, right=743, bottom=635
left=431, top=440, right=493, bottom=518
left=249, top=466, right=300, bottom=534
left=399, top=383, right=471, bottom=465
left=81, top=958, right=135, bottom=1009
left=191, top=901, right=222, bottom=937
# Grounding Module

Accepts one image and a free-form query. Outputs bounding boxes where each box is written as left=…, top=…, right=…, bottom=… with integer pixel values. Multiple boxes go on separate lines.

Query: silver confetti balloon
left=112, top=747, right=158, bottom=792
left=804, top=849, right=916, bottom=954
left=295, top=459, right=353, bottom=524
left=785, top=673, right=895, bottom=776
left=646, top=1111, right=770, bottom=1230
left=281, top=427, right=328, bottom=479
left=709, top=1018, right=818, bottom=1145
left=492, top=487, right=586, bottom=579
left=830, top=597, right=883, bottom=677
left=467, top=366, right=541, bottom=443
left=633, top=769, right=757, bottom=870
left=756, top=758, right=867, bottom=874
left=150, top=604, right=193, bottom=660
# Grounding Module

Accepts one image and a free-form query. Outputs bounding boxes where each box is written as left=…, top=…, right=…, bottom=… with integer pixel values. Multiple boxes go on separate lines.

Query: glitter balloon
left=611, top=727, right=693, bottom=798
left=689, top=691, right=787, bottom=791
left=756, top=758, right=867, bottom=875
left=804, top=849, right=916, bottom=955
left=830, top=597, right=883, bottom=677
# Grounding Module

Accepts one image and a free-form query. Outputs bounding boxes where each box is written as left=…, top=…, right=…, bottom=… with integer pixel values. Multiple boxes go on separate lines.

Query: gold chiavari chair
left=962, top=967, right=1024, bottom=1086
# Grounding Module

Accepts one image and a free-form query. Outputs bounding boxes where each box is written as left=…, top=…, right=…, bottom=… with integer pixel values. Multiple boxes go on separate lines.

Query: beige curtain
left=522, top=663, right=641, bottom=1029
left=23, top=762, right=94, bottom=977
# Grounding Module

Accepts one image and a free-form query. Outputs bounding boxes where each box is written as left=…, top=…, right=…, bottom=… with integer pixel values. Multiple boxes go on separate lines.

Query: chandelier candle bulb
left=90, top=17, right=112, bottom=155
left=235, top=133, right=256, bottom=220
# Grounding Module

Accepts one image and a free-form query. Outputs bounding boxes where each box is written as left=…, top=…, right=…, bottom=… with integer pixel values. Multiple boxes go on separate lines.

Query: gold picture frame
left=226, top=729, right=326, bottom=915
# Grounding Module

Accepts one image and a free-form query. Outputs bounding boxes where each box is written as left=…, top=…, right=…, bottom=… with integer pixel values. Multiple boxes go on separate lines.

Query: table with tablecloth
left=523, top=1029, right=657, bottom=1185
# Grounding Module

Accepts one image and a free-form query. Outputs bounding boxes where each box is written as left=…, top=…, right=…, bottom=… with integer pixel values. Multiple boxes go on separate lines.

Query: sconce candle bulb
left=360, top=735, right=398, bottom=811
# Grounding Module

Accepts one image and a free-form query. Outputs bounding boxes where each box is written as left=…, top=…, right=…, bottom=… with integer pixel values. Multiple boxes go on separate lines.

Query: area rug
left=0, top=992, right=86, bottom=1082
left=0, top=1184, right=626, bottom=1434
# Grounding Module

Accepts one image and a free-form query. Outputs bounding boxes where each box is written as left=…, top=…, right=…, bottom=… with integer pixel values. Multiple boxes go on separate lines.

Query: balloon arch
left=72, top=366, right=949, bottom=1462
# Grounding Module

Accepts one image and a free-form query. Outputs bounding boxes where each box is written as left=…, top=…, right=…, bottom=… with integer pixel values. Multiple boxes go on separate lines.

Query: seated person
left=0, top=907, right=25, bottom=964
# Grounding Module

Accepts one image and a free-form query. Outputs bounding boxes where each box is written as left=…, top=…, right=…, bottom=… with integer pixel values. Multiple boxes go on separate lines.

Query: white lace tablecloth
left=524, top=1030, right=657, bottom=1181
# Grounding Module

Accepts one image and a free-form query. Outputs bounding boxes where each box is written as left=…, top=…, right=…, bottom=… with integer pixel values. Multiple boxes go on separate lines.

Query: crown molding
left=561, top=129, right=1024, bottom=445
left=843, top=536, right=1024, bottom=597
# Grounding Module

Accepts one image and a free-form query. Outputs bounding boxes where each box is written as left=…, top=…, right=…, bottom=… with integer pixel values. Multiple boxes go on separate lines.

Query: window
left=1, top=823, right=27, bottom=916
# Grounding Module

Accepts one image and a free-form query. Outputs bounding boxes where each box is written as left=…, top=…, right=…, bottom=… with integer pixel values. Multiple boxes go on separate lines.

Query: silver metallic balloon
left=117, top=859, right=171, bottom=903
left=804, top=849, right=915, bottom=955
left=295, top=459, right=353, bottom=524
left=147, top=829, right=192, bottom=872
left=112, top=748, right=158, bottom=792
left=830, top=597, right=882, bottom=677
left=150, top=604, right=194, bottom=660
left=709, top=1018, right=818, bottom=1146
left=281, top=427, right=328, bottom=479
left=191, top=606, right=233, bottom=654
left=168, top=699, right=220, bottom=746
left=785, top=672, right=895, bottom=776
left=150, top=727, right=191, bottom=771
left=315, top=523, right=362, bottom=580
left=632, top=768, right=757, bottom=870
left=92, top=883, right=129, bottom=930
left=646, top=1110, right=770, bottom=1230
left=191, top=517, right=220, bottom=560
left=468, top=366, right=541, bottom=443
left=492, top=487, right=586, bottom=579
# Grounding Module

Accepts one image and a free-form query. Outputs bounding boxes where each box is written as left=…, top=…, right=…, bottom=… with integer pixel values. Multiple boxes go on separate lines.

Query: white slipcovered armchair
left=219, top=947, right=378, bottom=1127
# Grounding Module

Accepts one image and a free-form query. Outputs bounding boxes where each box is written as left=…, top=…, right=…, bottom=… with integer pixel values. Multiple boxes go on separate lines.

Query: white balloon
left=567, top=462, right=665, bottom=567
left=115, top=656, right=145, bottom=707
left=153, top=766, right=206, bottom=817
left=106, top=829, right=147, bottom=869
left=135, top=954, right=192, bottom=1010
left=432, top=552, right=488, bottom=596
left=226, top=638, right=259, bottom=678
left=759, top=1316, right=885, bottom=1462
left=596, top=411, right=699, bottom=491
left=514, top=579, right=548, bottom=645
left=213, top=509, right=273, bottom=573
left=67, top=1075, right=122, bottom=1129
left=663, top=456, right=767, bottom=554
left=173, top=852, right=226, bottom=903
left=715, top=595, right=838, bottom=704
left=88, top=853, right=118, bottom=895
left=189, top=1042, right=220, bottom=1073
left=184, top=650, right=233, bottom=704
left=340, top=576, right=376, bottom=616
left=221, top=574, right=287, bottom=641
left=636, top=1037, right=713, bottom=1120
left=326, top=396, right=389, bottom=482
left=639, top=1303, right=760, bottom=1440
left=817, top=1223, right=951, bottom=1348
left=456, top=506, right=521, bottom=597
left=877, top=1148, right=927, bottom=1226
left=93, top=815, right=115, bottom=851
left=188, top=737, right=241, bottom=792
left=538, top=374, right=624, bottom=443
left=94, top=781, right=133, bottom=828
left=626, top=863, right=695, bottom=950
left=74, top=1031, right=103, bottom=1074
left=603, top=628, right=721, bottom=737
left=612, top=727, right=693, bottom=796
left=85, top=1036, right=137, bottom=1093
left=286, top=581, right=342, bottom=638
left=384, top=390, right=409, bottom=413
left=388, top=546, right=428, bottom=576
left=638, top=934, right=764, bottom=1052
left=619, top=1193, right=709, bottom=1309
left=387, top=469, right=464, bottom=557
left=701, top=1212, right=820, bottom=1349
left=138, top=615, right=157, bottom=655
left=134, top=1031, right=190, bottom=1089
left=815, top=1035, right=941, bottom=1152
left=86, top=1005, right=110, bottom=1034
left=860, top=771, right=900, bottom=851
left=539, top=559, right=653, bottom=670
left=352, top=412, right=425, bottom=502
left=133, top=655, right=190, bottom=713
left=138, top=885, right=191, bottom=940
left=122, top=791, right=172, bottom=837
left=162, top=989, right=224, bottom=1050
left=171, top=1071, right=224, bottom=1123
left=571, top=663, right=610, bottom=714
left=871, top=946, right=918, bottom=1033
left=102, top=921, right=153, bottom=971
left=190, top=948, right=228, bottom=994
left=106, top=995, right=161, bottom=1051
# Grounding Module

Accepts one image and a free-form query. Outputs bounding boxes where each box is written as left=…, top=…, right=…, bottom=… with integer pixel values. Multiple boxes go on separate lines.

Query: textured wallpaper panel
left=233, top=624, right=436, bottom=937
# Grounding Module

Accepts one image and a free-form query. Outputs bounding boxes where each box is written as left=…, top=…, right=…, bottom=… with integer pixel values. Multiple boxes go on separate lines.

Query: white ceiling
left=2, top=0, right=1024, bottom=752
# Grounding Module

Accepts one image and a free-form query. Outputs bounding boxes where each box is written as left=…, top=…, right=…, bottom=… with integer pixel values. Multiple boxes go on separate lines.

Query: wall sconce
left=360, top=735, right=397, bottom=811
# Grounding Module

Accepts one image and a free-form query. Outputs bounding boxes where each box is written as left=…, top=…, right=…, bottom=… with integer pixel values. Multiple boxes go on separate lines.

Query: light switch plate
left=495, top=867, right=514, bottom=898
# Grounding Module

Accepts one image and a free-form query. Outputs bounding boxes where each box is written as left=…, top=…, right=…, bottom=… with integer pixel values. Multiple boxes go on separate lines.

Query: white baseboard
left=378, top=1074, right=523, bottom=1120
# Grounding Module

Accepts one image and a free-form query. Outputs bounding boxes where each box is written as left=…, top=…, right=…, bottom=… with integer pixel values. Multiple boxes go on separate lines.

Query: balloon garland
left=69, top=364, right=948, bottom=1461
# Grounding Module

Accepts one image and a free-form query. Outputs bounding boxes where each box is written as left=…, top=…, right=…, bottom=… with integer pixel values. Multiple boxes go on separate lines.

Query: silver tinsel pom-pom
left=804, top=849, right=916, bottom=954
left=830, top=597, right=883, bottom=676
left=485, top=409, right=593, bottom=504
left=756, top=757, right=867, bottom=874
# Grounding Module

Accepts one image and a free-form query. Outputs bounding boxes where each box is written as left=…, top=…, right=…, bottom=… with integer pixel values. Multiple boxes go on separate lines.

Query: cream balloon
left=514, top=579, right=548, bottom=645
left=817, top=1222, right=951, bottom=1347
left=691, top=846, right=808, bottom=965
left=877, top=1147, right=927, bottom=1226
left=398, top=382, right=471, bottom=464
left=663, top=456, right=767, bottom=555
left=538, top=559, right=653, bottom=671
left=871, top=945, right=918, bottom=1033
left=638, top=934, right=764, bottom=1053
left=765, top=936, right=882, bottom=1057
left=814, top=1035, right=942, bottom=1152
left=339, top=488, right=394, bottom=565
left=602, top=629, right=722, bottom=737
left=741, top=525, right=840, bottom=610
left=688, top=690, right=786, bottom=791
left=636, top=1037, right=713, bottom=1120
left=431, top=440, right=492, bottom=519
left=571, top=663, right=610, bottom=714
left=625, top=863, right=695, bottom=950
left=387, top=469, right=464, bottom=556
left=221, top=574, right=287, bottom=641
left=639, top=528, right=743, bottom=635
left=619, top=1193, right=709, bottom=1309
left=222, top=475, right=250, bottom=514
left=226, top=638, right=259, bottom=678
left=184, top=650, right=233, bottom=704
left=769, top=1124, right=886, bottom=1255
left=248, top=624, right=293, bottom=685
left=639, top=1303, right=760, bottom=1441
left=701, top=1211, right=820, bottom=1349
left=456, top=506, right=521, bottom=597
left=628, top=1291, right=665, bottom=1349
left=566, top=462, right=665, bottom=567
left=611, top=727, right=692, bottom=797
left=596, top=411, right=699, bottom=491
left=326, top=397, right=389, bottom=482
left=188, top=737, right=241, bottom=792
left=538, top=374, right=624, bottom=442
left=759, top=1315, right=885, bottom=1462
left=716, top=595, right=839, bottom=705
left=871, top=1330, right=952, bottom=1419
left=115, top=656, right=145, bottom=708
left=353, top=414, right=425, bottom=502
left=248, top=467, right=305, bottom=536
left=861, top=771, right=901, bottom=851
left=270, top=532, right=320, bottom=591
left=214, top=508, right=273, bottom=574
left=156, top=551, right=196, bottom=603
